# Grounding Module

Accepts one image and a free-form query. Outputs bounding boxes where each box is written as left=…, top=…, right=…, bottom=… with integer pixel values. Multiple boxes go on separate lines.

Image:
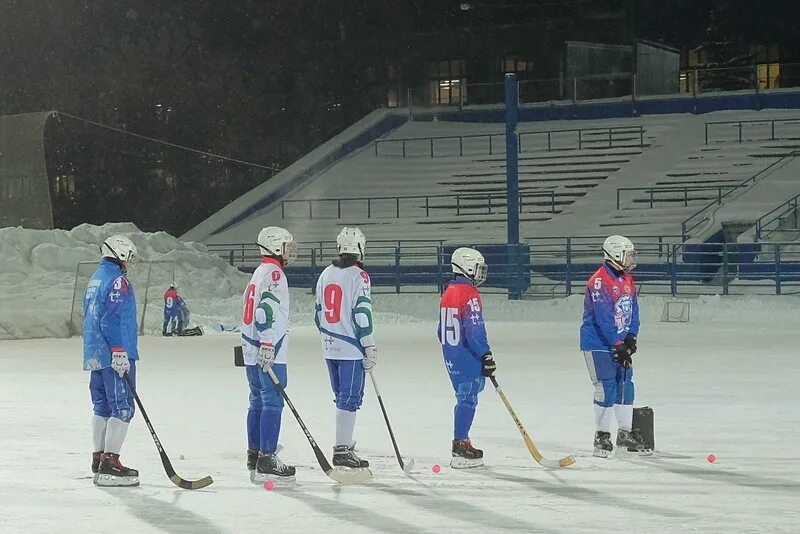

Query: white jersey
left=241, top=258, right=291, bottom=365
left=314, top=263, right=375, bottom=360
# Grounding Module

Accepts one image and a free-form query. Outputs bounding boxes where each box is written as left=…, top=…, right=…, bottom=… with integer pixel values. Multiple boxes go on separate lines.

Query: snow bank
left=2, top=223, right=798, bottom=340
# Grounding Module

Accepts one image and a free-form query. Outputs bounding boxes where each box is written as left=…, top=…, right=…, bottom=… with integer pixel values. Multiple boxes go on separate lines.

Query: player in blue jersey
left=83, top=235, right=141, bottom=486
left=580, top=235, right=651, bottom=457
left=162, top=282, right=185, bottom=336
left=437, top=247, right=496, bottom=468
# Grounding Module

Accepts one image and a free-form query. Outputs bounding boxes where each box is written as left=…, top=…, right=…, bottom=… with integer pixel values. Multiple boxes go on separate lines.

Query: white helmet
left=337, top=227, right=366, bottom=261
left=257, top=226, right=297, bottom=265
left=603, top=235, right=637, bottom=271
left=101, top=235, right=138, bottom=270
left=451, top=247, right=488, bottom=286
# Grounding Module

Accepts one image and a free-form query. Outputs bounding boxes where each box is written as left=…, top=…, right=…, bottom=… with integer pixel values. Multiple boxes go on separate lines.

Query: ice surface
left=2, top=303, right=799, bottom=533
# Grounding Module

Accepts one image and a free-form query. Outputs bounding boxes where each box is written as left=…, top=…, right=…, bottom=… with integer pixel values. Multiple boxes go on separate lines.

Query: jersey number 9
left=323, top=284, right=343, bottom=324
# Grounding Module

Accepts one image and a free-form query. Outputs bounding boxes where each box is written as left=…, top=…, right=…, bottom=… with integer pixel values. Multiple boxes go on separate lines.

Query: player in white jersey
left=242, top=226, right=297, bottom=483
left=314, top=227, right=376, bottom=470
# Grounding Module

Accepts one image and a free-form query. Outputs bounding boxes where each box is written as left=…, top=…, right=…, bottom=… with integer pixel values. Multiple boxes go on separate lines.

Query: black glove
left=624, top=333, right=638, bottom=355
left=612, top=344, right=633, bottom=368
left=481, top=352, right=496, bottom=377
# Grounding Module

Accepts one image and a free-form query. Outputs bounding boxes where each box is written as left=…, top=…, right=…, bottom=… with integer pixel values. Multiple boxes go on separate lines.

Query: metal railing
left=374, top=125, right=644, bottom=158
left=279, top=191, right=558, bottom=220
left=681, top=152, right=800, bottom=241
left=206, top=237, right=800, bottom=297
left=616, top=185, right=747, bottom=210
left=705, top=117, right=800, bottom=144
left=755, top=194, right=800, bottom=241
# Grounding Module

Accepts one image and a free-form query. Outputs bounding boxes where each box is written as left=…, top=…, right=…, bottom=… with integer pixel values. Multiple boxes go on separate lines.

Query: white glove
left=111, top=349, right=130, bottom=378
left=257, top=343, right=276, bottom=372
left=363, top=346, right=377, bottom=371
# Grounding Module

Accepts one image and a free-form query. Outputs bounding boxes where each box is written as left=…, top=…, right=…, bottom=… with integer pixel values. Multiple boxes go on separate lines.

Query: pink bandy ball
left=707, top=454, right=717, bottom=463
left=432, top=464, right=442, bottom=474
left=263, top=480, right=275, bottom=490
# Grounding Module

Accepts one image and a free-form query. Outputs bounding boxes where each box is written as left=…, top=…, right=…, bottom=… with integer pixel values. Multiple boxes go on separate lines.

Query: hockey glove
left=624, top=333, right=638, bottom=354
left=110, top=348, right=130, bottom=378
left=612, top=343, right=633, bottom=368
left=363, top=346, right=377, bottom=371
left=481, top=352, right=496, bottom=377
left=257, top=343, right=276, bottom=372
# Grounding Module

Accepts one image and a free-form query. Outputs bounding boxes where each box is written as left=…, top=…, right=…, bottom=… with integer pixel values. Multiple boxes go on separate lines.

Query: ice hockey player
left=314, top=227, right=375, bottom=472
left=241, top=226, right=297, bottom=484
left=162, top=282, right=186, bottom=336
left=437, top=247, right=496, bottom=469
left=83, top=235, right=140, bottom=487
left=580, top=235, right=652, bottom=457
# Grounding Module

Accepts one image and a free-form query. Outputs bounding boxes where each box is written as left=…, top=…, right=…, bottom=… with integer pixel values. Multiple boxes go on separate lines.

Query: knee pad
left=593, top=379, right=616, bottom=408
left=261, top=386, right=284, bottom=409
left=455, top=379, right=482, bottom=410
left=113, top=406, right=135, bottom=423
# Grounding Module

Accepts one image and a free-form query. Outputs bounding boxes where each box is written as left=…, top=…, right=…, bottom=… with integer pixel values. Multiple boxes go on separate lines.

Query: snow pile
left=0, top=223, right=248, bottom=340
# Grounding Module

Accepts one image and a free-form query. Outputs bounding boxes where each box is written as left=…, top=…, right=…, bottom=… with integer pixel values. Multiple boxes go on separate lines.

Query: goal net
left=68, top=260, right=176, bottom=337
left=660, top=300, right=691, bottom=323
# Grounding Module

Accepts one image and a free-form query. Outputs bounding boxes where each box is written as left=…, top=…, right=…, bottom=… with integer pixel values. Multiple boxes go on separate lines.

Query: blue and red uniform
left=580, top=264, right=640, bottom=409
left=163, top=288, right=185, bottom=334
left=437, top=278, right=491, bottom=440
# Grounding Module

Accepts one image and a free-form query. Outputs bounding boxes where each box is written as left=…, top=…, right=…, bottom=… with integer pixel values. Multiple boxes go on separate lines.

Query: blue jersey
left=580, top=264, right=639, bottom=351
left=83, top=259, right=139, bottom=371
left=437, top=278, right=491, bottom=384
left=164, top=289, right=184, bottom=317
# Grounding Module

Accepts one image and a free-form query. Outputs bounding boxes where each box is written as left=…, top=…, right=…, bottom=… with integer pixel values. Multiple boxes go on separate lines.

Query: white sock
left=104, top=417, right=130, bottom=455
left=614, top=404, right=633, bottom=431
left=92, top=415, right=109, bottom=452
left=335, top=408, right=357, bottom=447
left=594, top=405, right=613, bottom=432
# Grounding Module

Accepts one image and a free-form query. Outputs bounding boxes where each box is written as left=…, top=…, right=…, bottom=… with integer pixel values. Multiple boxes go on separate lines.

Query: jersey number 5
left=440, top=307, right=460, bottom=346
left=323, top=284, right=343, bottom=323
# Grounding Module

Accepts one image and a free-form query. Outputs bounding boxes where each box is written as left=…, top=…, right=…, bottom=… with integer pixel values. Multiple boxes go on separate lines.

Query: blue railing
left=681, top=152, right=800, bottom=241
left=755, top=194, right=800, bottom=241
left=705, top=117, right=800, bottom=144
left=374, top=125, right=644, bottom=158
left=204, top=236, right=800, bottom=297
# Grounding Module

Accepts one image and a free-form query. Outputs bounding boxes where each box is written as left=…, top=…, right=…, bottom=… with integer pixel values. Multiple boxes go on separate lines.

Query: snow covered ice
left=1, top=225, right=799, bottom=532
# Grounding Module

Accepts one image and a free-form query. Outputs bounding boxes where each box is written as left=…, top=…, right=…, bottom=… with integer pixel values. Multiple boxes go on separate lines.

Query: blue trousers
left=584, top=351, right=634, bottom=408
left=452, top=377, right=485, bottom=440
left=246, top=363, right=286, bottom=454
left=326, top=359, right=365, bottom=412
left=163, top=313, right=182, bottom=334
left=90, top=361, right=137, bottom=423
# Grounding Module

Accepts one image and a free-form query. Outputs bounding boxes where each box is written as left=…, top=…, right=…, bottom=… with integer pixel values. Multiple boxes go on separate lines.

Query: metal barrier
left=681, top=152, right=800, bottom=241
left=616, top=185, right=746, bottom=210
left=207, top=237, right=800, bottom=297
left=374, top=125, right=644, bottom=158
left=705, top=117, right=800, bottom=144
left=279, top=191, right=558, bottom=220
left=755, top=194, right=800, bottom=241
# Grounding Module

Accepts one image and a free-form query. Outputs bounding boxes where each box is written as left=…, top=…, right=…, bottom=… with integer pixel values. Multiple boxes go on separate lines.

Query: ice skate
left=252, top=452, right=296, bottom=485
left=616, top=429, right=653, bottom=456
left=450, top=439, right=484, bottom=469
left=333, top=444, right=370, bottom=469
left=593, top=431, right=613, bottom=458
left=247, top=448, right=259, bottom=481
left=95, top=453, right=139, bottom=487
left=91, top=451, right=103, bottom=475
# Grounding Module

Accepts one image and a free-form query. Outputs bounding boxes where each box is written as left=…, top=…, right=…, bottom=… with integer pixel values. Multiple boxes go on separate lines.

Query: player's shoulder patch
left=112, top=275, right=129, bottom=291
left=358, top=269, right=370, bottom=284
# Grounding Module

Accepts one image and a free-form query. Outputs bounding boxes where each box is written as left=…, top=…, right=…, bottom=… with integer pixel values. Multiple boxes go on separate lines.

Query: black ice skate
left=252, top=453, right=296, bottom=485
left=593, top=431, right=614, bottom=458
left=616, top=429, right=653, bottom=456
left=333, top=444, right=370, bottom=469
left=95, top=453, right=139, bottom=487
left=247, top=448, right=259, bottom=481
left=450, top=439, right=484, bottom=469
left=91, top=451, right=103, bottom=474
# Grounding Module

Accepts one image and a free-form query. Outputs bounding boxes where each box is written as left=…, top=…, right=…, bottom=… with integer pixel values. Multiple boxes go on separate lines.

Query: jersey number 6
left=243, top=284, right=256, bottom=325
left=323, top=284, right=343, bottom=324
